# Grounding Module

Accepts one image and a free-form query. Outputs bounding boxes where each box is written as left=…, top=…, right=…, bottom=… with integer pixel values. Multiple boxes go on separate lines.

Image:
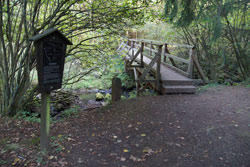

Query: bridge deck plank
left=135, top=53, right=192, bottom=81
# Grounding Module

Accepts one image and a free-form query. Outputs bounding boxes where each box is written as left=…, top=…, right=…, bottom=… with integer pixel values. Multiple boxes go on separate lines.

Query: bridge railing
left=118, top=38, right=207, bottom=83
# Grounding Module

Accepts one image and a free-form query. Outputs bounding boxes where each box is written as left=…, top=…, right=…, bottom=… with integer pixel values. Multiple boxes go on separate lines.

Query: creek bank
left=24, top=87, right=144, bottom=119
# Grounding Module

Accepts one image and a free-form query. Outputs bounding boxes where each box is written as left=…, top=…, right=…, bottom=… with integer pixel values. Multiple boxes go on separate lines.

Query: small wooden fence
left=117, top=38, right=207, bottom=94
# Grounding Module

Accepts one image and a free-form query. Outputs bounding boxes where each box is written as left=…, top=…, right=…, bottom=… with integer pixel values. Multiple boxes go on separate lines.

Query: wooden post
left=112, top=77, right=121, bottom=102
left=188, top=47, right=194, bottom=78
left=163, top=44, right=167, bottom=63
left=150, top=41, right=153, bottom=57
left=132, top=41, right=135, bottom=57
left=192, top=50, right=208, bottom=83
left=134, top=68, right=140, bottom=96
left=40, top=92, right=51, bottom=151
left=141, top=42, right=144, bottom=68
left=156, top=45, right=163, bottom=93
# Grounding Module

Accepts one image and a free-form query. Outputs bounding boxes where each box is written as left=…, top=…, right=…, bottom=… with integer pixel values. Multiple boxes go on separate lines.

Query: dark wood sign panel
left=30, top=28, right=72, bottom=92
left=43, top=42, right=63, bottom=85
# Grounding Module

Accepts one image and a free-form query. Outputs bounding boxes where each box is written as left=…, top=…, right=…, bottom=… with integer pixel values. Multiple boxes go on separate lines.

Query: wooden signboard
left=30, top=28, right=72, bottom=92
left=30, top=28, right=72, bottom=151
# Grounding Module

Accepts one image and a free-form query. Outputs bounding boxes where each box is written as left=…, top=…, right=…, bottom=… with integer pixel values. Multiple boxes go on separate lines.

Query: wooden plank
left=165, top=53, right=189, bottom=64
left=165, top=43, right=194, bottom=48
left=130, top=65, right=142, bottom=67
left=135, top=79, right=155, bottom=83
left=139, top=55, right=159, bottom=80
left=161, top=61, right=189, bottom=77
left=129, top=39, right=194, bottom=48
left=142, top=45, right=158, bottom=54
left=129, top=38, right=164, bottom=46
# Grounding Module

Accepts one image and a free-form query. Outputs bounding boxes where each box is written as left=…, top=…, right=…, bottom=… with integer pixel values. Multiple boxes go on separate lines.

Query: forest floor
left=0, top=85, right=250, bottom=167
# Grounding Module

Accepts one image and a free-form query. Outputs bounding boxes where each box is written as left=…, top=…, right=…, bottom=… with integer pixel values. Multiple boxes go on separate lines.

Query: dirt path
left=1, top=85, right=250, bottom=167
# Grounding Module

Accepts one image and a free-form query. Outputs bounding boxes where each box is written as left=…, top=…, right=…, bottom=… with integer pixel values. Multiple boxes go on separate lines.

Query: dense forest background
left=0, top=0, right=249, bottom=116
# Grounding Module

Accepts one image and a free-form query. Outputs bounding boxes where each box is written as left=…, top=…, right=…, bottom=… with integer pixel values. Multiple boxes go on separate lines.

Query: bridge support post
left=188, top=47, right=194, bottom=78
left=156, top=45, right=163, bottom=93
left=140, top=42, right=144, bottom=68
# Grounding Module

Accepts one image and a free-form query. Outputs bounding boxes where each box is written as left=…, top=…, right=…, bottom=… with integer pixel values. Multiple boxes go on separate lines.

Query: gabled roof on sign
left=29, top=28, right=73, bottom=45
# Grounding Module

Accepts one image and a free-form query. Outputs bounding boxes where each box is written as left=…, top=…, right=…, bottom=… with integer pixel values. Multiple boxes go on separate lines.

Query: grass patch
left=1, top=143, right=22, bottom=154
left=198, top=83, right=221, bottom=92
left=61, top=106, right=80, bottom=117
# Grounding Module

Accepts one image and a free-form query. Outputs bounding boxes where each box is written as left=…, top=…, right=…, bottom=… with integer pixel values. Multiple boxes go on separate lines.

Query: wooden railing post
left=141, top=42, right=144, bottom=67
left=150, top=41, right=153, bottom=57
left=188, top=47, right=194, bottom=78
left=163, top=44, right=167, bottom=63
left=132, top=41, right=135, bottom=57
left=156, top=45, right=163, bottom=93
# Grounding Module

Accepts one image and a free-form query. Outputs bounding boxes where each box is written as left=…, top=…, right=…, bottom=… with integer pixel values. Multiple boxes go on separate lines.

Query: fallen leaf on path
left=12, top=157, right=21, bottom=165
left=120, top=157, right=126, bottom=161
left=130, top=155, right=144, bottom=162
left=48, top=156, right=55, bottom=160
left=123, top=149, right=129, bottom=153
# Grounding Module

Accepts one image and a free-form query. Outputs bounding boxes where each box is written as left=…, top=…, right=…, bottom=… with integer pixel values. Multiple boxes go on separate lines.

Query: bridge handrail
left=118, top=38, right=208, bottom=83
left=127, top=38, right=194, bottom=48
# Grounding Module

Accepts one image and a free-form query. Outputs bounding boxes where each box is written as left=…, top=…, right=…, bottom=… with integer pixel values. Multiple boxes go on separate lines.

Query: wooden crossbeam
left=117, top=41, right=124, bottom=51
left=139, top=55, right=159, bottom=80
left=128, top=47, right=143, bottom=67
left=164, top=53, right=189, bottom=64
left=135, top=79, right=155, bottom=83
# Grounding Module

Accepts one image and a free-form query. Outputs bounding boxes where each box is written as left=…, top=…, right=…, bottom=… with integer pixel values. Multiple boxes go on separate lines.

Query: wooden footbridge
left=117, top=38, right=208, bottom=95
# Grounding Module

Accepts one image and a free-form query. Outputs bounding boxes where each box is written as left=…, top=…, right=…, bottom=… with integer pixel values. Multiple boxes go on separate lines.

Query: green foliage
left=198, top=83, right=221, bottom=92
left=136, top=21, right=179, bottom=42
left=36, top=150, right=47, bottom=166
left=0, top=159, right=7, bottom=165
left=128, top=91, right=137, bottom=99
left=0, top=0, right=157, bottom=116
left=61, top=106, right=80, bottom=117
left=0, top=138, right=8, bottom=146
left=163, top=0, right=250, bottom=82
left=2, top=143, right=21, bottom=153
left=68, top=54, right=134, bottom=90
left=15, top=111, right=40, bottom=123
